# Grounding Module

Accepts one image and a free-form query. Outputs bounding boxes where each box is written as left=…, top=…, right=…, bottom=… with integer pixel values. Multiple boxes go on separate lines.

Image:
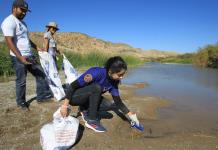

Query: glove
left=26, top=56, right=38, bottom=65
left=128, top=113, right=140, bottom=126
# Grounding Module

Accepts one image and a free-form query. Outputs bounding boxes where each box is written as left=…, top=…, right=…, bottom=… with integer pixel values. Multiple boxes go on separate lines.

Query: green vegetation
left=122, top=55, right=143, bottom=67
left=0, top=43, right=143, bottom=78
left=2, top=36, right=217, bottom=80
left=0, top=42, right=14, bottom=77
left=154, top=43, right=218, bottom=68
left=60, top=50, right=143, bottom=69
left=193, top=43, right=218, bottom=68
left=59, top=51, right=108, bottom=69
left=154, top=53, right=193, bottom=64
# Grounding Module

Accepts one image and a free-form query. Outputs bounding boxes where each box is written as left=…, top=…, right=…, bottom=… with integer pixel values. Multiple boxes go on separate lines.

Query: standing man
left=1, top=0, right=52, bottom=110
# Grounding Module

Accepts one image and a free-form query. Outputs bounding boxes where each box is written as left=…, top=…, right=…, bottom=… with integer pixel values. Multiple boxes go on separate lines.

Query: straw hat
left=46, top=22, right=59, bottom=30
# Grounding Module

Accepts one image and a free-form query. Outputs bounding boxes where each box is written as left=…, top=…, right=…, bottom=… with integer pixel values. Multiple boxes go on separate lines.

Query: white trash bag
left=62, top=54, right=79, bottom=85
left=40, top=108, right=79, bottom=150
left=38, top=51, right=65, bottom=101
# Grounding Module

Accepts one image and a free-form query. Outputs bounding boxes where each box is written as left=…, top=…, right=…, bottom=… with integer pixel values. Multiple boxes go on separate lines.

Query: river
left=123, top=63, right=218, bottom=135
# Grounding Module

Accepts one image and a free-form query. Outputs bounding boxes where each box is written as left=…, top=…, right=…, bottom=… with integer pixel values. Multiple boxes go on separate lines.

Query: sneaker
left=18, top=102, right=30, bottom=111
left=37, top=93, right=53, bottom=102
left=80, top=110, right=101, bottom=122
left=44, top=94, right=53, bottom=99
left=37, top=98, right=53, bottom=103
left=85, top=119, right=106, bottom=132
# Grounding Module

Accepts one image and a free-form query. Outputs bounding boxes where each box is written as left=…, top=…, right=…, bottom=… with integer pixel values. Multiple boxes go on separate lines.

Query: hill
left=29, top=32, right=178, bottom=59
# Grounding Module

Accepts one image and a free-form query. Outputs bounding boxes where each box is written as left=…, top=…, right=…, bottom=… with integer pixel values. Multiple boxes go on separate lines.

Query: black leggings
left=69, top=84, right=103, bottom=120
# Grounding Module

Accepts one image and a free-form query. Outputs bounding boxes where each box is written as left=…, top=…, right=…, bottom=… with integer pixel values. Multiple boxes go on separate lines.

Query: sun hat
left=46, top=22, right=59, bottom=30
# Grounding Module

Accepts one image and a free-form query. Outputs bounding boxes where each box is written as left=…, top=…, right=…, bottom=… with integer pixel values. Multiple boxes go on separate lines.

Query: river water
left=123, top=63, right=218, bottom=135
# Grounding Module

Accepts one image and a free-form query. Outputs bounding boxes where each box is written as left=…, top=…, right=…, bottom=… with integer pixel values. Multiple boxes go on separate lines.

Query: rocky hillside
left=29, top=32, right=178, bottom=59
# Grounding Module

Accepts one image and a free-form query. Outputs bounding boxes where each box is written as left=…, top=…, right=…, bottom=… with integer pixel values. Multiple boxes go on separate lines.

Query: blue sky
left=1, top=0, right=218, bottom=53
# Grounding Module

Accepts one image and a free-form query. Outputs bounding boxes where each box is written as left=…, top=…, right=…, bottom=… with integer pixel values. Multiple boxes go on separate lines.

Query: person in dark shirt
left=61, top=56, right=140, bottom=132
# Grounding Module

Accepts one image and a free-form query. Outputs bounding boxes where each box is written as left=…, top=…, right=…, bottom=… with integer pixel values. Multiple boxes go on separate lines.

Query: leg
left=71, top=84, right=102, bottom=120
left=11, top=57, right=27, bottom=107
left=27, top=63, right=52, bottom=101
left=53, top=55, right=58, bottom=70
left=71, top=84, right=106, bottom=132
left=98, top=96, right=115, bottom=111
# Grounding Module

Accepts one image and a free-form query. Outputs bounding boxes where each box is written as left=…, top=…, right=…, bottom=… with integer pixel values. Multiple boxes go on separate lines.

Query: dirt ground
left=0, top=75, right=218, bottom=150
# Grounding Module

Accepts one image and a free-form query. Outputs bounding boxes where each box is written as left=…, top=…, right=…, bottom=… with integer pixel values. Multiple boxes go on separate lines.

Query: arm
left=30, top=39, right=42, bottom=51
left=5, top=36, right=29, bottom=64
left=55, top=48, right=61, bottom=55
left=61, top=80, right=81, bottom=117
left=54, top=44, right=61, bottom=55
left=43, top=38, right=49, bottom=52
left=112, top=95, right=130, bottom=115
left=112, top=95, right=140, bottom=125
left=110, top=83, right=130, bottom=115
left=43, top=32, right=50, bottom=52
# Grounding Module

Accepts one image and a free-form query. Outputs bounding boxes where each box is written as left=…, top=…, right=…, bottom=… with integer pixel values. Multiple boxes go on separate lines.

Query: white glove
left=128, top=113, right=140, bottom=126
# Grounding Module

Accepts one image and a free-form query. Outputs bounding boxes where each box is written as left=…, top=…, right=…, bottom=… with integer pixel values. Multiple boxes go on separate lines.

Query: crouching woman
left=61, top=56, right=140, bottom=132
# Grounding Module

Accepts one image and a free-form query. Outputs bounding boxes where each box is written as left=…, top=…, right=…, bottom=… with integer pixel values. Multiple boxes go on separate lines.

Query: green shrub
left=193, top=43, right=218, bottom=68
left=155, top=53, right=194, bottom=64
left=0, top=42, right=14, bottom=77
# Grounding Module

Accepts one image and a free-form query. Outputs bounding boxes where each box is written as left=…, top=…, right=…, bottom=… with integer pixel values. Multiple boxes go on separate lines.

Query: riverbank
left=0, top=74, right=218, bottom=149
left=0, top=73, right=168, bottom=149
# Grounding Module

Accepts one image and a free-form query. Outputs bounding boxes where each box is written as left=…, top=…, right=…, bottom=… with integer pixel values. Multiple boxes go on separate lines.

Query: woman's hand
left=36, top=47, right=44, bottom=51
left=60, top=105, right=69, bottom=117
left=127, top=112, right=140, bottom=126
left=56, top=49, right=62, bottom=55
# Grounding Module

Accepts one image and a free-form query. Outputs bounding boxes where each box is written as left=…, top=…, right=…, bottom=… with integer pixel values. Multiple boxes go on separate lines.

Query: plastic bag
left=38, top=51, right=65, bottom=101
left=62, top=54, right=79, bottom=85
left=40, top=108, right=79, bottom=150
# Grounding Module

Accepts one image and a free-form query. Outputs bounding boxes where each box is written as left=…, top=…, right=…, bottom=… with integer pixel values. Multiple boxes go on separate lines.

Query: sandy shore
left=0, top=75, right=217, bottom=150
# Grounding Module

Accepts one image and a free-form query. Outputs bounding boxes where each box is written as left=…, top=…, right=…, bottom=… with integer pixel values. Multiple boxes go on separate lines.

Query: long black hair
left=104, top=56, right=127, bottom=74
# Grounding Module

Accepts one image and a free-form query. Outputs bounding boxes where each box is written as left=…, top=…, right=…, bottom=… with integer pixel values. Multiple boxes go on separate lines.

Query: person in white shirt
left=43, top=22, right=60, bottom=68
left=1, top=0, right=52, bottom=110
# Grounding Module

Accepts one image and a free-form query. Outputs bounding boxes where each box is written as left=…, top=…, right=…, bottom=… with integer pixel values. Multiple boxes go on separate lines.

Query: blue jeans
left=11, top=56, right=52, bottom=106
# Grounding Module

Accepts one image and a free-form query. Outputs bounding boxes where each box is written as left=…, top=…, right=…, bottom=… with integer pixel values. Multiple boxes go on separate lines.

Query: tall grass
left=61, top=51, right=108, bottom=68
left=61, top=50, right=143, bottom=69
left=122, top=55, right=144, bottom=67
left=0, top=44, right=143, bottom=78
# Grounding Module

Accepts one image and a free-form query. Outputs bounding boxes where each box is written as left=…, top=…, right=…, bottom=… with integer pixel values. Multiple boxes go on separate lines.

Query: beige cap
left=46, top=22, right=59, bottom=30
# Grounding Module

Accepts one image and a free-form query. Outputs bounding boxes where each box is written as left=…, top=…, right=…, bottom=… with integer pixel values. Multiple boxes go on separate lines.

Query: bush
left=155, top=53, right=194, bottom=64
left=0, top=42, right=14, bottom=77
left=193, top=43, right=218, bottom=68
